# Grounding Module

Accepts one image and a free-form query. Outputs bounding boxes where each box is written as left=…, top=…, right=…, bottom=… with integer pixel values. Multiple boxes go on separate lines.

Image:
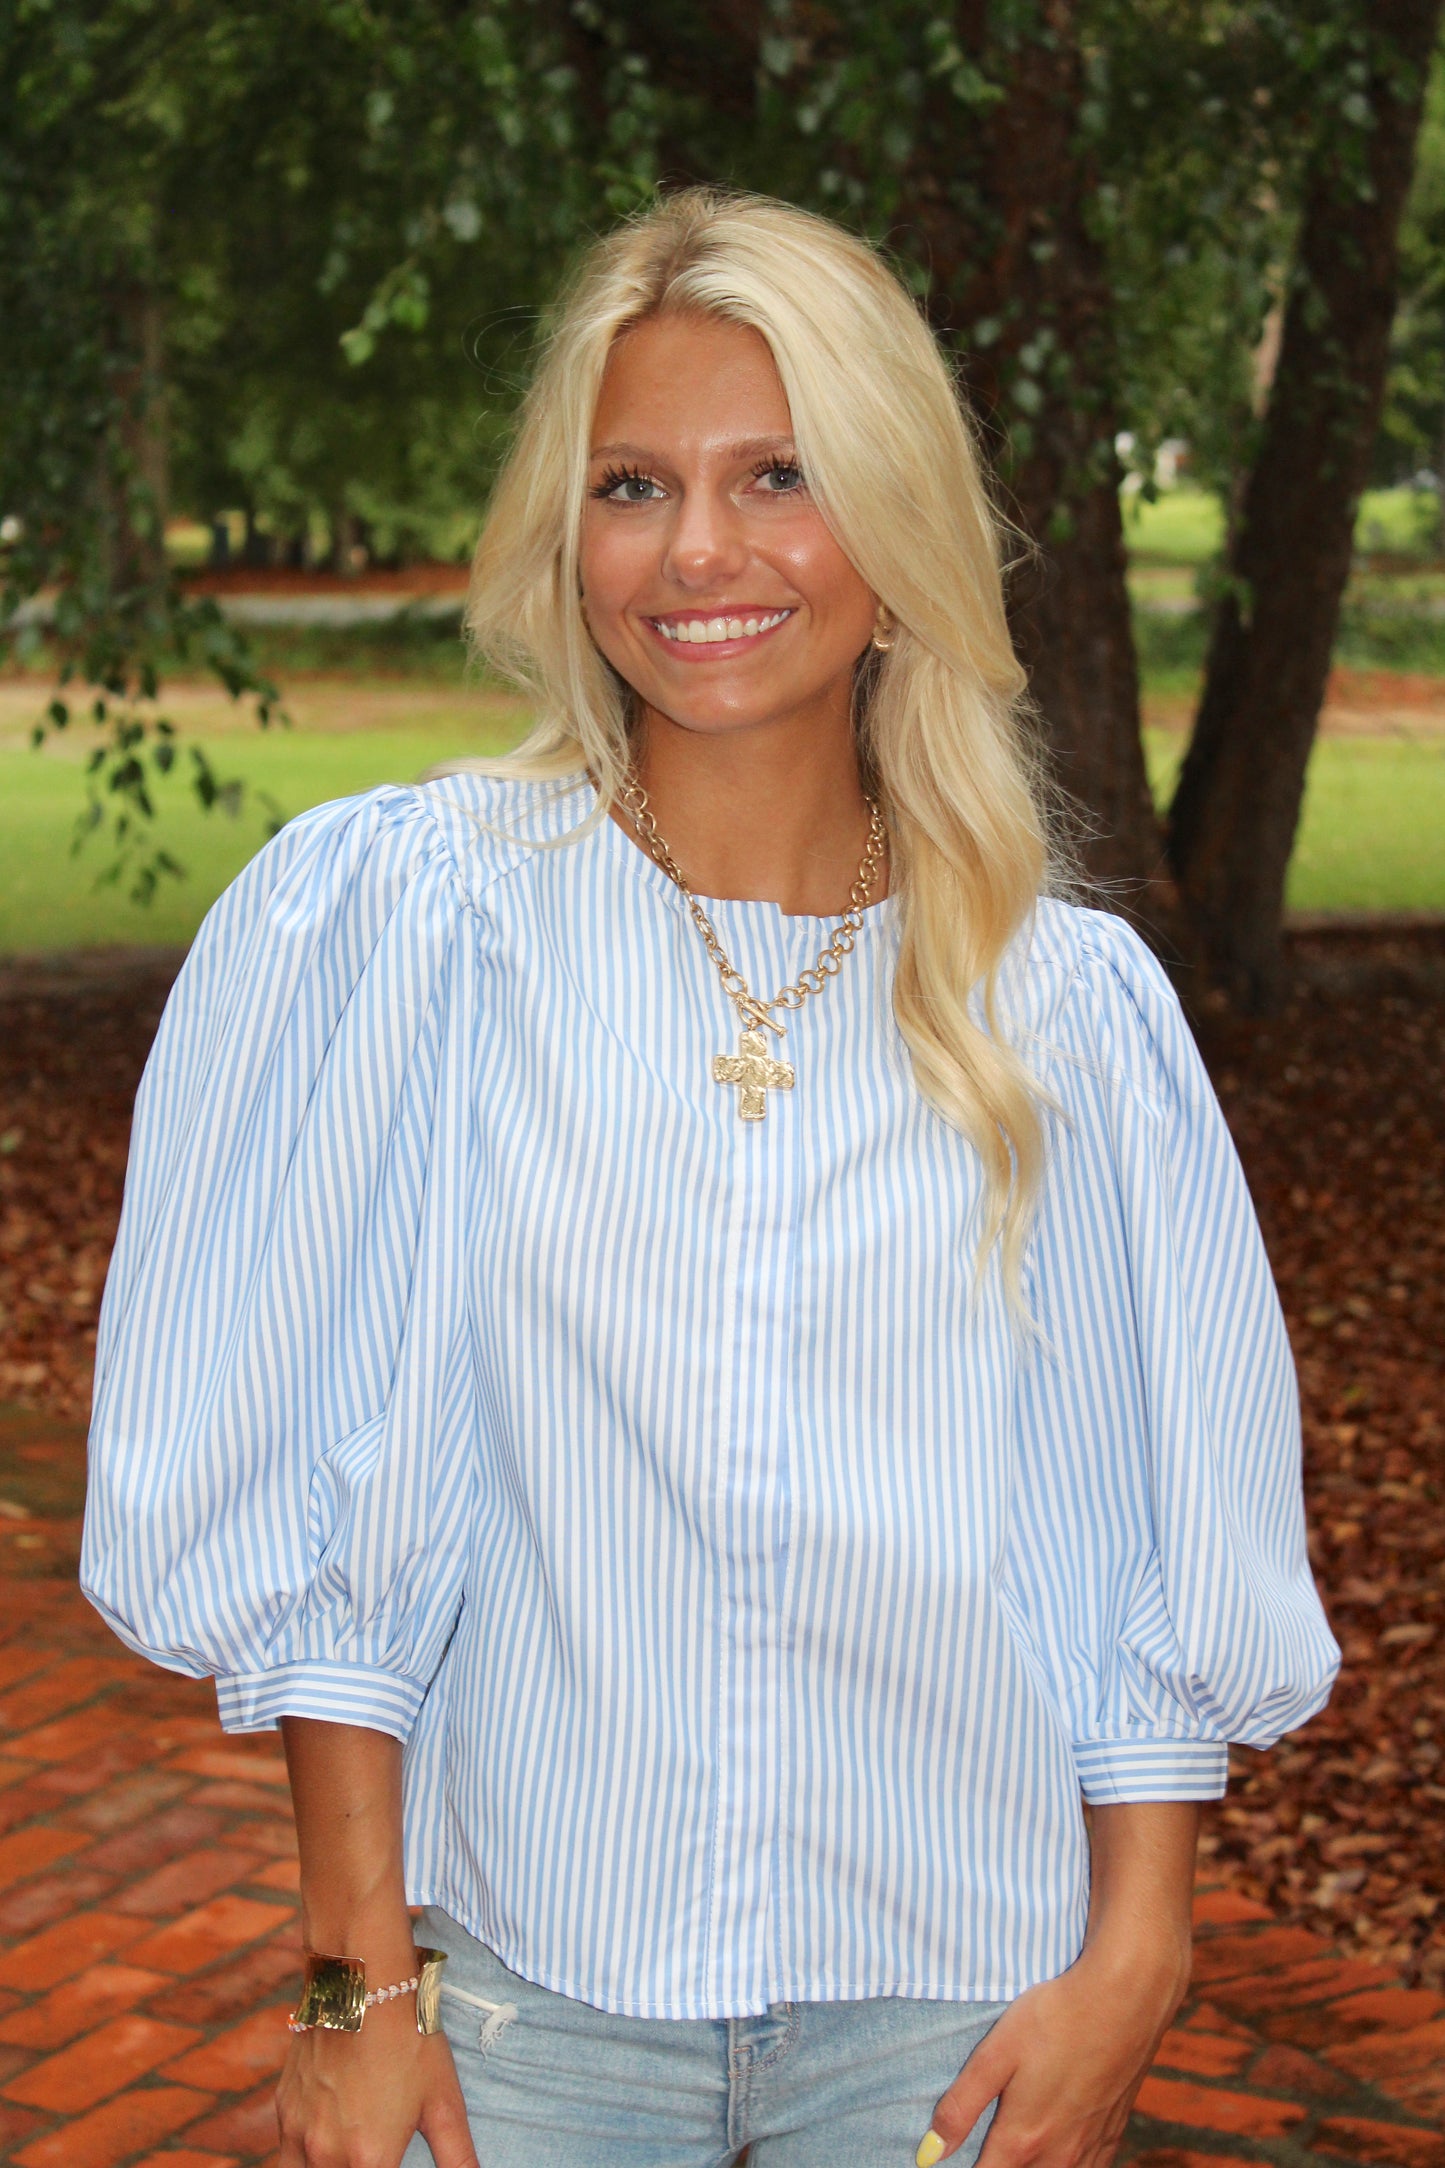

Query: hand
left=275, top=1995, right=479, bottom=2168
left=915, top=1936, right=1188, bottom=2168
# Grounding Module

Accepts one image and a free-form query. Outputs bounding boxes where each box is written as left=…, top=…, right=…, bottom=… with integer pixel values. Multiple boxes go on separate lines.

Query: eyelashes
left=750, top=457, right=805, bottom=493
left=587, top=458, right=807, bottom=502
left=589, top=462, right=656, bottom=502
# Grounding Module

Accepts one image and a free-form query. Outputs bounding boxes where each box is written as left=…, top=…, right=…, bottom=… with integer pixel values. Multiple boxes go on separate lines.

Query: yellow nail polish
left=915, top=2133, right=947, bottom=2168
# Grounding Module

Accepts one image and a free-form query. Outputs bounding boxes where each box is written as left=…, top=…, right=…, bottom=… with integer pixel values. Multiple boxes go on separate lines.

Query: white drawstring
left=441, top=1979, right=519, bottom=2053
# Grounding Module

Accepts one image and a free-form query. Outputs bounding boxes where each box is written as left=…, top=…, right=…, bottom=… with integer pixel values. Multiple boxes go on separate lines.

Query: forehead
left=590, top=314, right=793, bottom=452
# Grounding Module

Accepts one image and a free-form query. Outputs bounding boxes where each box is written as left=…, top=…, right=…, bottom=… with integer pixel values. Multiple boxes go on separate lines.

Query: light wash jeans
left=401, top=1907, right=1006, bottom=2168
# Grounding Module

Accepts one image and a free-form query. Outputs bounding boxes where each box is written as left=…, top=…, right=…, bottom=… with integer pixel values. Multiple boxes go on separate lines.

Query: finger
left=273, top=2084, right=304, bottom=2168
left=971, top=2083, right=1128, bottom=2168
left=420, top=2079, right=481, bottom=2168
left=970, top=2093, right=1047, bottom=2168
left=915, top=2042, right=1013, bottom=2165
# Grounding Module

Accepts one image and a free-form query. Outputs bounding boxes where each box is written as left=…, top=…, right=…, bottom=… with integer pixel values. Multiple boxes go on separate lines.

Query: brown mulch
left=1194, top=926, right=1445, bottom=1992
left=0, top=929, right=1442, bottom=1987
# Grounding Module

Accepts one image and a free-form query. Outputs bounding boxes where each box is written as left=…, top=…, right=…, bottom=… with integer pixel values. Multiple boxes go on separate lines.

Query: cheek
left=579, top=513, right=654, bottom=620
left=579, top=519, right=661, bottom=688
left=778, top=527, right=874, bottom=641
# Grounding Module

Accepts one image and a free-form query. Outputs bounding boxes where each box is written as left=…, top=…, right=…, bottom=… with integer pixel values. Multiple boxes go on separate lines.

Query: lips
left=649, top=608, right=794, bottom=646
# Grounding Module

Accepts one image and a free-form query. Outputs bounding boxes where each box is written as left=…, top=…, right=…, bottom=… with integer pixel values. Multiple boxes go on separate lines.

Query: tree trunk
left=899, top=2, right=1180, bottom=949
left=1168, top=0, right=1443, bottom=1011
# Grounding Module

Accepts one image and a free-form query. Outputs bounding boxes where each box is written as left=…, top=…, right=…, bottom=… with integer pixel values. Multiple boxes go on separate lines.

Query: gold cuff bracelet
left=289, top=1946, right=447, bottom=2035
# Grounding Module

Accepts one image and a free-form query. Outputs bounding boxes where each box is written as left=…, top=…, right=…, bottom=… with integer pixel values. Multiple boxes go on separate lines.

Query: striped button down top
left=82, top=772, right=1339, bottom=2018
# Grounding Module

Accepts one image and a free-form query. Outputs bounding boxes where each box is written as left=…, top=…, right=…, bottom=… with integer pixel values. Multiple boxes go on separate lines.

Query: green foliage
left=0, top=0, right=291, bottom=896
left=1336, top=588, right=1445, bottom=672
left=1133, top=592, right=1445, bottom=680
left=1379, top=39, right=1445, bottom=484
left=1093, top=0, right=1404, bottom=500
left=217, top=616, right=474, bottom=683
left=1131, top=607, right=1211, bottom=684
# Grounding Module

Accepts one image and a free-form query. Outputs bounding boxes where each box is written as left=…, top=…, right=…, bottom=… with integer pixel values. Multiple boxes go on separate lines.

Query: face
left=578, top=313, right=877, bottom=745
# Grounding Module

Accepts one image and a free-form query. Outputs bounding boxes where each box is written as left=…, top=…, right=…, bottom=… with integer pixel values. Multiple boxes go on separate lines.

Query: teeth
left=654, top=609, right=791, bottom=643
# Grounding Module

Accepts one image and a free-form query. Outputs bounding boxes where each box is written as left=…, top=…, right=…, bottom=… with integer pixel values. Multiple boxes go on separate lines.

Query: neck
left=616, top=701, right=885, bottom=918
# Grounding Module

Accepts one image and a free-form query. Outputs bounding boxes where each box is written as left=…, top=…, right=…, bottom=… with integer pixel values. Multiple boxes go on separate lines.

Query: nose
left=660, top=483, right=749, bottom=591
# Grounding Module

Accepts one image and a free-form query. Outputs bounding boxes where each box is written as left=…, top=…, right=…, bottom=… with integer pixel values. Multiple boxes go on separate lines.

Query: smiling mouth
left=648, top=608, right=795, bottom=646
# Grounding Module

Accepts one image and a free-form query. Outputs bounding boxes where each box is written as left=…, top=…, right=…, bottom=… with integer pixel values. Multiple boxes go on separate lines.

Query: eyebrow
left=588, top=435, right=798, bottom=463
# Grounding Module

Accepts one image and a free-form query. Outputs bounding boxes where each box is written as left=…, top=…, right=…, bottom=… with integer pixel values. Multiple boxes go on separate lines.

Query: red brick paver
left=0, top=1519, right=297, bottom=2168
left=1311, top=2120, right=1445, bottom=2167
left=1, top=1405, right=1442, bottom=2167
left=131, top=2154, right=240, bottom=2168
left=12, top=2084, right=216, bottom=2168
left=5, top=2012, right=204, bottom=2113
left=132, top=2154, right=240, bottom=2168
left=0, top=1962, right=174, bottom=2050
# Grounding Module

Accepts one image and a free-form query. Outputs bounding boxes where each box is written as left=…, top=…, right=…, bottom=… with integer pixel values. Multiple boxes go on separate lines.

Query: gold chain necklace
left=619, top=778, right=888, bottom=1122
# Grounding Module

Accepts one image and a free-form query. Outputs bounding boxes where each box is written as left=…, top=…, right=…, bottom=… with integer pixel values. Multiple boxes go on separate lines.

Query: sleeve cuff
left=215, top=1660, right=425, bottom=1742
left=1073, top=1737, right=1228, bottom=1802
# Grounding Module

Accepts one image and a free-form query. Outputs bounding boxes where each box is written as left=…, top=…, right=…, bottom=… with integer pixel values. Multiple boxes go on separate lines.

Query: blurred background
left=2, top=0, right=1445, bottom=986
left=0, top=0, right=1442, bottom=2093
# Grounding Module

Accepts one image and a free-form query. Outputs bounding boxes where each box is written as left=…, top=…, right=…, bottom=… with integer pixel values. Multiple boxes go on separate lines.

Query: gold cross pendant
left=712, top=1027, right=795, bottom=1122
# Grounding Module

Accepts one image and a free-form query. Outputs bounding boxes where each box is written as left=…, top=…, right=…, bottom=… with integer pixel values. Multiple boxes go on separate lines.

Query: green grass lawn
left=1124, top=490, right=1226, bottom=564
left=1143, top=732, right=1445, bottom=916
left=0, top=716, right=515, bottom=951
left=1125, top=484, right=1441, bottom=565
left=1123, top=487, right=1445, bottom=675
left=2, top=711, right=1439, bottom=952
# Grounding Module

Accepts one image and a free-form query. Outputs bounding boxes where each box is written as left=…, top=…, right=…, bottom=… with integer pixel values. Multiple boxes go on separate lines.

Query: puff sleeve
left=1005, top=908, right=1340, bottom=1802
left=81, top=786, right=480, bottom=1741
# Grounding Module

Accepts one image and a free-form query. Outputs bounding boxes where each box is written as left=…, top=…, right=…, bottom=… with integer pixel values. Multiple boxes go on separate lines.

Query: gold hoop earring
left=871, top=605, right=897, bottom=653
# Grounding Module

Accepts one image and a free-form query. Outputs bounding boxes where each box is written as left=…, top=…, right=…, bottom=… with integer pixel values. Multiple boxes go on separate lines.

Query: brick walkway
left=1, top=1403, right=1441, bottom=2168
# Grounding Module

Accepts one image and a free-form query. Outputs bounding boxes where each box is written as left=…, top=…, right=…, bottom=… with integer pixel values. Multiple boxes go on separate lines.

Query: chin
left=653, top=702, right=781, bottom=739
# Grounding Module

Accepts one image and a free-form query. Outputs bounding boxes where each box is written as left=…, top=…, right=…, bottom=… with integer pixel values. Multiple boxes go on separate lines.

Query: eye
left=750, top=458, right=806, bottom=496
left=591, top=464, right=665, bottom=503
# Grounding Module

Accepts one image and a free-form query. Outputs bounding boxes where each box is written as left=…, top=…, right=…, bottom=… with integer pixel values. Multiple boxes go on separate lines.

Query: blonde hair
left=457, top=188, right=1055, bottom=1296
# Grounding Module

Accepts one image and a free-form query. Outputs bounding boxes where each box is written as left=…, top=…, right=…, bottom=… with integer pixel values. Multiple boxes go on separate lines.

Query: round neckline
left=594, top=781, right=896, bottom=930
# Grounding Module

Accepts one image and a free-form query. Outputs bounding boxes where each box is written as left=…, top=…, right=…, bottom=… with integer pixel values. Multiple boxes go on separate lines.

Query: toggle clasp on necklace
left=739, top=996, right=784, bottom=1037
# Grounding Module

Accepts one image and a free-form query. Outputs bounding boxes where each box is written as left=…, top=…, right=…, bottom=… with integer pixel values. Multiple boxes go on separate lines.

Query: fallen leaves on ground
left=1, top=931, right=1441, bottom=1984
left=1196, top=928, right=1444, bottom=1990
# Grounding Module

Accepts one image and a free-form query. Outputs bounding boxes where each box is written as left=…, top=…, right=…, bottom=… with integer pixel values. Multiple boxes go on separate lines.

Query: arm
left=275, top=1719, right=478, bottom=2168
left=916, top=1801, right=1199, bottom=2167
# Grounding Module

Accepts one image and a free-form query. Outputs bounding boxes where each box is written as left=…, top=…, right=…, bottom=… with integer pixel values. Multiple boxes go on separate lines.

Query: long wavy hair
left=453, top=188, right=1058, bottom=1297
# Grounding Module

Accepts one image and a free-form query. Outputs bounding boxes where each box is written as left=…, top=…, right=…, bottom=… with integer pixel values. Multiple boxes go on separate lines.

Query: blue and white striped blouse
left=82, top=771, right=1339, bottom=2018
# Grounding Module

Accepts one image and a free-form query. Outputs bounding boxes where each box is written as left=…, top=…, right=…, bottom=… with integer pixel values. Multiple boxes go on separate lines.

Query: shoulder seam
left=409, top=775, right=594, bottom=922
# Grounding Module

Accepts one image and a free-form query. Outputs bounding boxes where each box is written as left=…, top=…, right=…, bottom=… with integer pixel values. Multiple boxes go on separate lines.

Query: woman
left=82, top=190, right=1338, bottom=2168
